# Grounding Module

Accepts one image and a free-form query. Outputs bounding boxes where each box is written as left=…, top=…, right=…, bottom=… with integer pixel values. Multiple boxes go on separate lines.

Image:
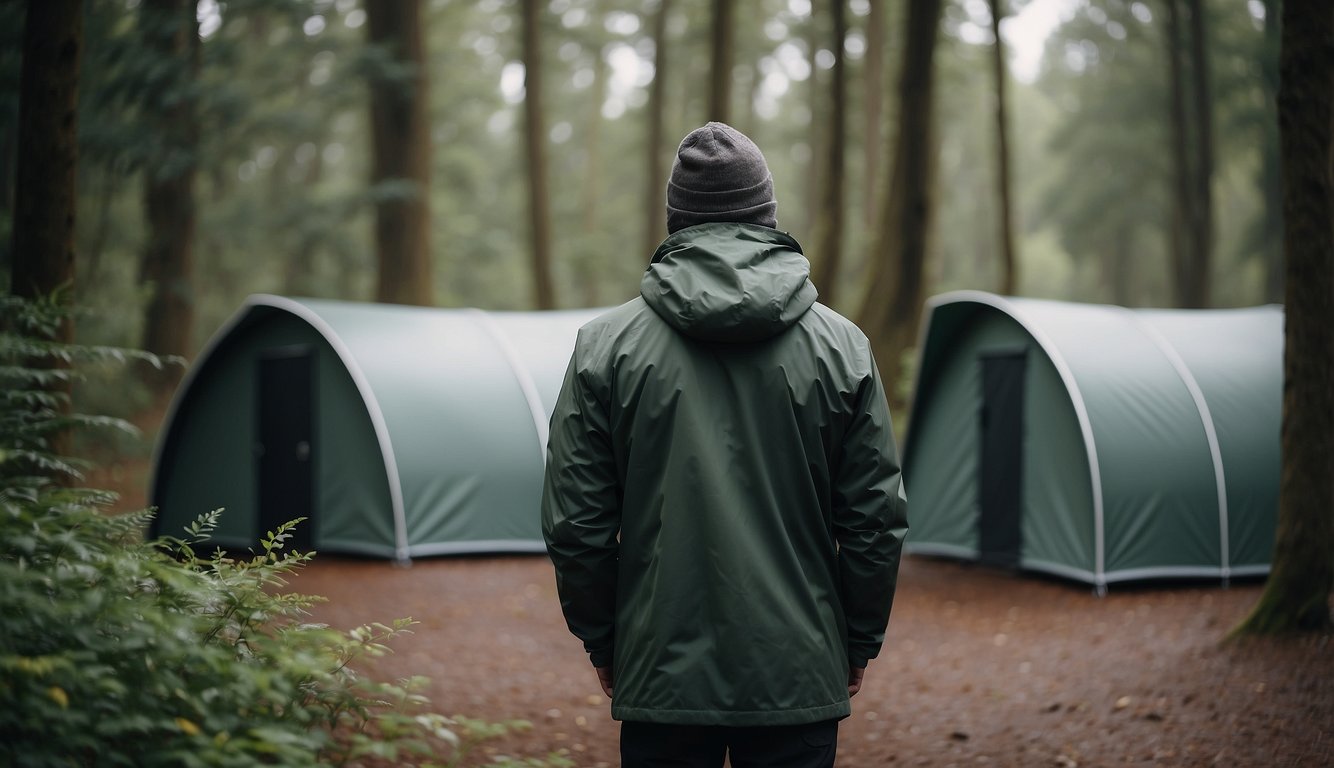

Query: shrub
left=0, top=295, right=570, bottom=767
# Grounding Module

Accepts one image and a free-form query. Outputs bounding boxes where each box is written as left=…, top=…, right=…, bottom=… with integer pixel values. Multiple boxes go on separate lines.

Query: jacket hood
left=641, top=223, right=818, bottom=343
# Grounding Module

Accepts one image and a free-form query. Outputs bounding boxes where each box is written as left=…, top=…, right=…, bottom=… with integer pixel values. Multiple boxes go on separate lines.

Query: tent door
left=978, top=350, right=1027, bottom=568
left=256, top=345, right=315, bottom=551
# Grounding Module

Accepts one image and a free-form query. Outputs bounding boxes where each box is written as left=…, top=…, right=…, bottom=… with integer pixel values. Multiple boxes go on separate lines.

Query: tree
left=574, top=1, right=610, bottom=308
left=8, top=0, right=82, bottom=464
left=987, top=0, right=1017, bottom=295
left=367, top=0, right=433, bottom=307
left=856, top=0, right=944, bottom=408
left=1164, top=0, right=1214, bottom=308
left=10, top=0, right=81, bottom=304
left=707, top=0, right=735, bottom=122
left=139, top=0, right=198, bottom=396
left=861, top=0, right=888, bottom=228
left=521, top=0, right=555, bottom=310
left=1258, top=0, right=1283, bottom=303
left=1233, top=0, right=1333, bottom=635
left=810, top=0, right=847, bottom=306
left=643, top=0, right=673, bottom=259
left=1184, top=0, right=1215, bottom=306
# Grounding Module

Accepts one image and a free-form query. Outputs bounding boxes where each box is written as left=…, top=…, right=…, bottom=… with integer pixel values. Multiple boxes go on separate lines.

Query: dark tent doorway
left=256, top=345, right=316, bottom=551
left=978, top=350, right=1026, bottom=568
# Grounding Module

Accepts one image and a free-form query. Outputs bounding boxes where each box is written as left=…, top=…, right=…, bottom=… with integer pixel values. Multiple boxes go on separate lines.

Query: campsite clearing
left=293, top=553, right=1332, bottom=768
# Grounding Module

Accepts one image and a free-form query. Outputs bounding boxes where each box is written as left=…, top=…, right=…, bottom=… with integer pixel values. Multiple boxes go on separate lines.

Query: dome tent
left=902, top=291, right=1281, bottom=591
left=149, top=295, right=603, bottom=562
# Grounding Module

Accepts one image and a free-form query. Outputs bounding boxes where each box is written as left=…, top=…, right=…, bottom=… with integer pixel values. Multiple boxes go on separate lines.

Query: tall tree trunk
left=1233, top=0, right=1333, bottom=635
left=576, top=6, right=609, bottom=307
left=367, top=0, right=433, bottom=306
left=804, top=13, right=826, bottom=237
left=140, top=0, right=198, bottom=396
left=811, top=0, right=847, bottom=306
left=10, top=0, right=81, bottom=303
left=1259, top=0, right=1283, bottom=304
left=862, top=0, right=887, bottom=228
left=0, top=120, right=15, bottom=270
left=855, top=0, right=943, bottom=411
left=10, top=0, right=82, bottom=464
left=643, top=0, right=672, bottom=258
left=521, top=0, right=555, bottom=309
left=707, top=0, right=734, bottom=122
left=988, top=0, right=1018, bottom=296
left=1164, top=0, right=1195, bottom=308
left=1184, top=0, right=1213, bottom=308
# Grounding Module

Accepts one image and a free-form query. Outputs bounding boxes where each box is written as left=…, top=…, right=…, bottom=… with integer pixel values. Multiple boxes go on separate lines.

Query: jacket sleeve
left=541, top=338, right=620, bottom=669
left=832, top=358, right=909, bottom=669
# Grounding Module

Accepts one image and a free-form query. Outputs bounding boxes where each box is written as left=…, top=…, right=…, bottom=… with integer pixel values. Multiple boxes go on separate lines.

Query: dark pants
left=620, top=719, right=839, bottom=768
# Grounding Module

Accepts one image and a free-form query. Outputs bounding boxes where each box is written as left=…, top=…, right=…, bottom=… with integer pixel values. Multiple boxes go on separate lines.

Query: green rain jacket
left=541, top=222, right=908, bottom=726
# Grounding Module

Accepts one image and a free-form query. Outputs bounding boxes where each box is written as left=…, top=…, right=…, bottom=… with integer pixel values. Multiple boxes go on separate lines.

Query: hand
left=847, top=666, right=865, bottom=697
left=595, top=666, right=614, bottom=698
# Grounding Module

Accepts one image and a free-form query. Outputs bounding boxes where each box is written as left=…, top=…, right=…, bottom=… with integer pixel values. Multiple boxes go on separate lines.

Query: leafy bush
left=0, top=296, right=570, bottom=767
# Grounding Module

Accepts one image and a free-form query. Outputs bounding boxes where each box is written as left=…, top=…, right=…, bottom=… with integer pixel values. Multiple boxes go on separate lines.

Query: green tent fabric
left=150, top=295, right=604, bottom=561
left=902, top=291, right=1282, bottom=590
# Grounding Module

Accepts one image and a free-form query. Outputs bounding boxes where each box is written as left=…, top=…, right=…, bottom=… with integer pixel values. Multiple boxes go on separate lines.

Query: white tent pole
left=1126, top=312, right=1230, bottom=581
left=468, top=310, right=551, bottom=463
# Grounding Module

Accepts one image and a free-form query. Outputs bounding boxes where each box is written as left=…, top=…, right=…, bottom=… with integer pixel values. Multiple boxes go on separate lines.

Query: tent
left=149, top=295, right=603, bottom=561
left=902, top=291, right=1282, bottom=590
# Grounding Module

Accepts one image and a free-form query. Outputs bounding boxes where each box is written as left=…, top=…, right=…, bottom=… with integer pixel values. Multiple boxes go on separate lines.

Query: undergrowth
left=0, top=294, right=570, bottom=767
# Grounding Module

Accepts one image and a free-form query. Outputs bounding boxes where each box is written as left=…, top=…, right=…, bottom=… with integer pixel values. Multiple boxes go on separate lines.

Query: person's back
left=542, top=122, right=908, bottom=767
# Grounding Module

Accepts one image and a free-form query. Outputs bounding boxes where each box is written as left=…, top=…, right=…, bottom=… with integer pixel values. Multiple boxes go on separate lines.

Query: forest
left=0, top=0, right=1292, bottom=399
left=2, top=0, right=1331, bottom=763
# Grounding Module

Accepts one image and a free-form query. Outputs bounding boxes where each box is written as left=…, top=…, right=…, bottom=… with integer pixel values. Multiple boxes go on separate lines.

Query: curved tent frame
left=150, top=295, right=604, bottom=562
left=903, top=291, right=1281, bottom=589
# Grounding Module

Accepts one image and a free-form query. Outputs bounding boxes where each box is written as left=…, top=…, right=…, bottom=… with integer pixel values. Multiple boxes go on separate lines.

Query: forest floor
left=93, top=428, right=1331, bottom=768
left=289, top=553, right=1333, bottom=768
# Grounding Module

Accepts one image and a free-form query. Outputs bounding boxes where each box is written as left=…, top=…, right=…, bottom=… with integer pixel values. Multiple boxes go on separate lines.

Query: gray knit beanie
left=666, top=122, right=777, bottom=234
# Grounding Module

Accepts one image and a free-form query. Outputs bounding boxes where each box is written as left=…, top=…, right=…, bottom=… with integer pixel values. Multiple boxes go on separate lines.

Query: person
left=541, top=121, right=908, bottom=768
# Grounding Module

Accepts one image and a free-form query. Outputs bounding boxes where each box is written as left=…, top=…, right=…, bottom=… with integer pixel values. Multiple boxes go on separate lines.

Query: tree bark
left=804, top=13, right=825, bottom=238
left=855, top=0, right=943, bottom=411
left=1232, top=0, right=1333, bottom=636
left=811, top=0, right=847, bottom=307
left=10, top=0, right=81, bottom=305
left=367, top=0, right=433, bottom=306
left=988, top=0, right=1018, bottom=296
left=707, top=0, right=734, bottom=123
left=643, top=0, right=672, bottom=258
left=1259, top=0, right=1283, bottom=304
left=862, top=0, right=887, bottom=227
left=0, top=119, right=15, bottom=269
left=1184, top=0, right=1214, bottom=308
left=521, top=0, right=555, bottom=309
left=575, top=3, right=609, bottom=307
left=10, top=0, right=82, bottom=466
left=139, top=0, right=198, bottom=395
left=1164, top=0, right=1213, bottom=308
left=1164, top=0, right=1195, bottom=309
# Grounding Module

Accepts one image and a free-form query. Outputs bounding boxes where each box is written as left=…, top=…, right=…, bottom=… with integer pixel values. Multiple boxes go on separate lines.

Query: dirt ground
left=289, top=553, right=1333, bottom=768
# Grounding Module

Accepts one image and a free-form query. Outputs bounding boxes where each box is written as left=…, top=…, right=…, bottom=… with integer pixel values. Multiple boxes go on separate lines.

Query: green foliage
left=0, top=296, right=571, bottom=767
left=0, top=293, right=169, bottom=482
